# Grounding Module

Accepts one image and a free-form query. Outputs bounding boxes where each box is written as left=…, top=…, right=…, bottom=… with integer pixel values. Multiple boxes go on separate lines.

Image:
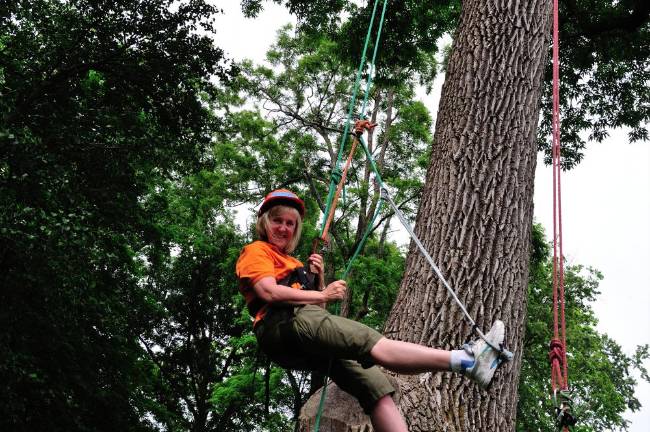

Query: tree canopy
left=537, top=0, right=650, bottom=168
left=1, top=1, right=229, bottom=430
left=244, top=0, right=649, bottom=167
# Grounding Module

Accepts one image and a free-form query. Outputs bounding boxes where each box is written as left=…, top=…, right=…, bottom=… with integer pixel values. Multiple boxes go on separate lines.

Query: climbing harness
left=548, top=0, right=575, bottom=430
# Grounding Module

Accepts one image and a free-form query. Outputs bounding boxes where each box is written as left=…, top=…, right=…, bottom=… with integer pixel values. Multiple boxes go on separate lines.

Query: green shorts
left=254, top=305, right=395, bottom=414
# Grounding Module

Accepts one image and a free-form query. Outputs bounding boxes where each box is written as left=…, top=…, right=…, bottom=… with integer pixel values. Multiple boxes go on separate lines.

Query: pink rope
left=550, top=0, right=569, bottom=404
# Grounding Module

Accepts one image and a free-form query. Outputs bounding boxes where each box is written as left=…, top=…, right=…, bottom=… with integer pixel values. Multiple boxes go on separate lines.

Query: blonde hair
left=256, top=205, right=302, bottom=254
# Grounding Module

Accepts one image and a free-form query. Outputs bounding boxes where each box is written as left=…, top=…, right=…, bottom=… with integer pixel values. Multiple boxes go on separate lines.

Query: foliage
left=243, top=0, right=649, bottom=168
left=240, top=0, right=349, bottom=31
left=343, top=237, right=405, bottom=329
left=538, top=0, right=649, bottom=168
left=212, top=107, right=319, bottom=203
left=517, top=224, right=650, bottom=431
left=242, top=0, right=458, bottom=88
left=336, top=0, right=459, bottom=88
left=0, top=1, right=228, bottom=430
left=2, top=2, right=648, bottom=432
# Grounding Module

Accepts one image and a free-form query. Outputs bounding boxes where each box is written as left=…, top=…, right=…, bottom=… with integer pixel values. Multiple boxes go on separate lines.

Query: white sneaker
left=463, top=320, right=506, bottom=389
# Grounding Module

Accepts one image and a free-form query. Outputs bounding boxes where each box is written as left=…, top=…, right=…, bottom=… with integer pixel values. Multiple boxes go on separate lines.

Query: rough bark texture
left=299, top=384, right=373, bottom=432
left=298, top=375, right=401, bottom=432
left=383, top=0, right=552, bottom=430
left=300, top=0, right=552, bottom=430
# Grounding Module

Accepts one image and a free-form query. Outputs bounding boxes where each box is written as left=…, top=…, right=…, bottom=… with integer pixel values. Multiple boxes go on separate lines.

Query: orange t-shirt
left=236, top=240, right=304, bottom=325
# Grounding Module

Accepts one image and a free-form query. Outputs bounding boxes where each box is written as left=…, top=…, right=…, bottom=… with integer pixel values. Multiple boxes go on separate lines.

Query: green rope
left=359, top=0, right=390, bottom=117
left=313, top=1, right=390, bottom=430
left=329, top=166, right=344, bottom=185
left=319, top=0, right=385, bottom=237
left=337, top=0, right=389, bottom=215
left=358, top=135, right=385, bottom=187
left=343, top=199, right=385, bottom=279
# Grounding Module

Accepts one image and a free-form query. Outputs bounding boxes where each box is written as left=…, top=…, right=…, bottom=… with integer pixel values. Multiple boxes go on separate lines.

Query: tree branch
left=564, top=0, right=650, bottom=37
left=139, top=335, right=197, bottom=418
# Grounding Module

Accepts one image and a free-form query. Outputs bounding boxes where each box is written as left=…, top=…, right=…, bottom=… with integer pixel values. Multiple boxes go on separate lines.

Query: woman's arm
left=252, top=276, right=346, bottom=305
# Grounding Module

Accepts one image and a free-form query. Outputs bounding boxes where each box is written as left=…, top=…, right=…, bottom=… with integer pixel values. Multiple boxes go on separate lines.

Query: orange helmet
left=258, top=189, right=305, bottom=218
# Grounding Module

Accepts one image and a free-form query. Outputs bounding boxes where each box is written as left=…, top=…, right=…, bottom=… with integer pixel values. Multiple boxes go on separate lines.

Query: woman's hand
left=308, top=253, right=324, bottom=276
left=321, top=280, right=347, bottom=302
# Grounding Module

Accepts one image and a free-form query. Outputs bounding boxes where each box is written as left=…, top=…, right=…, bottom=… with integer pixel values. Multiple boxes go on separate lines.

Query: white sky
left=213, top=1, right=650, bottom=430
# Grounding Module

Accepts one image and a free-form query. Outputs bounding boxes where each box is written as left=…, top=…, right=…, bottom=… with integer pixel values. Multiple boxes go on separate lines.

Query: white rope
left=380, top=188, right=514, bottom=361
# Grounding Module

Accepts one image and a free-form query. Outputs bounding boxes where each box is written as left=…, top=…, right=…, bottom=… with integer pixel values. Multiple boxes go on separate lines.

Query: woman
left=236, top=189, right=506, bottom=431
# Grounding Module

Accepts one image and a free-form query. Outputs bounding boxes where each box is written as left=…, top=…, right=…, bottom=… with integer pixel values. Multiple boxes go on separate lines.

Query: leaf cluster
left=538, top=0, right=649, bottom=168
left=0, top=1, right=230, bottom=430
left=241, top=1, right=648, bottom=169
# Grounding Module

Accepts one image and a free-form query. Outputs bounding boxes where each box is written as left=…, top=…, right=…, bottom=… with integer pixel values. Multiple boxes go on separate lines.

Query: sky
left=213, top=1, right=650, bottom=430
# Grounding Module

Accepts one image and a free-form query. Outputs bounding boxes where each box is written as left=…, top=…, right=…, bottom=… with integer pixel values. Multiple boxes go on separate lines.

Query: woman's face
left=267, top=207, right=298, bottom=251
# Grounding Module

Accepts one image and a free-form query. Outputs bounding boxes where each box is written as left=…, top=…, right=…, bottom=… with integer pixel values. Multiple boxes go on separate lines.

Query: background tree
left=517, top=225, right=650, bottom=431
left=0, top=1, right=228, bottom=430
left=235, top=26, right=433, bottom=317
left=249, top=0, right=649, bottom=167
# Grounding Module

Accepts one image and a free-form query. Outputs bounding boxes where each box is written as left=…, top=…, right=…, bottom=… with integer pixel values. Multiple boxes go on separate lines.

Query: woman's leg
left=370, top=337, right=452, bottom=374
left=370, top=319, right=506, bottom=387
left=370, top=395, right=408, bottom=432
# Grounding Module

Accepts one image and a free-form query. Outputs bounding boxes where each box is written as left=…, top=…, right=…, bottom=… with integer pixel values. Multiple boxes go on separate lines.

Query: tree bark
left=298, top=375, right=401, bottom=432
left=384, top=0, right=552, bottom=430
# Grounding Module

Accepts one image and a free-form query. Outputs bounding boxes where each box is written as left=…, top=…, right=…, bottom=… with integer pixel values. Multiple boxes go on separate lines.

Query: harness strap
left=246, top=267, right=316, bottom=318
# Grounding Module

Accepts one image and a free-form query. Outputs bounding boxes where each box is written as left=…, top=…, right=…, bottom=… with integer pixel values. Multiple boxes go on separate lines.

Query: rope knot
left=330, top=167, right=343, bottom=185
left=549, top=338, right=564, bottom=365
left=353, top=119, right=378, bottom=136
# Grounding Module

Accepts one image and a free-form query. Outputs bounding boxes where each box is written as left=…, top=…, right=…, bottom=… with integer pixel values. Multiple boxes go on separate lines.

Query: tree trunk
left=384, top=0, right=552, bottom=430
left=298, top=375, right=401, bottom=432
left=300, top=0, right=552, bottom=430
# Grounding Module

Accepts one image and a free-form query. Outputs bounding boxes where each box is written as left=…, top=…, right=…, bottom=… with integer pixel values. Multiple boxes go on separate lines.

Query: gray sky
left=213, top=1, right=650, bottom=429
